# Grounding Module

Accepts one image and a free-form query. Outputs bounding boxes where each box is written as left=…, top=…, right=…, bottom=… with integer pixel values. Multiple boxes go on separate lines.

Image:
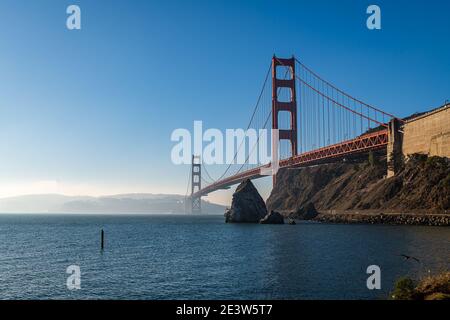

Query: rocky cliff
left=225, top=179, right=268, bottom=223
left=260, top=211, right=285, bottom=224
left=266, top=154, right=450, bottom=218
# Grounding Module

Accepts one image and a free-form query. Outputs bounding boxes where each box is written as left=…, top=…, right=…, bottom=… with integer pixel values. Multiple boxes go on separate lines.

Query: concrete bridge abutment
left=387, top=104, right=450, bottom=178
left=387, top=118, right=403, bottom=178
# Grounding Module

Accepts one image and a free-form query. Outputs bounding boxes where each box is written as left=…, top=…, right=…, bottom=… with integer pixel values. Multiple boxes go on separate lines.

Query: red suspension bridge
left=188, top=56, right=403, bottom=213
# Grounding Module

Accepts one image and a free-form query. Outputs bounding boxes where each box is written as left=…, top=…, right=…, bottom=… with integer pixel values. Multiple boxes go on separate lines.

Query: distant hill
left=0, top=193, right=225, bottom=214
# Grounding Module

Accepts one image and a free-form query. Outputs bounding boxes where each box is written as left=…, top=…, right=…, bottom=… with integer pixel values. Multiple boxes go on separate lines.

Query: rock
left=225, top=179, right=267, bottom=223
left=260, top=210, right=285, bottom=224
left=312, top=212, right=450, bottom=226
left=288, top=218, right=296, bottom=225
left=294, top=202, right=318, bottom=220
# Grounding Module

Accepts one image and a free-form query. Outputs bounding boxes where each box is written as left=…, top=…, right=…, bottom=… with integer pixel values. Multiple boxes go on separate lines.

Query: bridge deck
left=193, top=129, right=388, bottom=198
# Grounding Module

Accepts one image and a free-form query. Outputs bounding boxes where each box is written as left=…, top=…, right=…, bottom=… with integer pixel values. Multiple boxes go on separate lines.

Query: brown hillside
left=266, top=154, right=450, bottom=217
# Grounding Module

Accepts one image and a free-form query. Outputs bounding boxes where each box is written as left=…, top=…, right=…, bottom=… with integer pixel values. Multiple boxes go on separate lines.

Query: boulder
left=225, top=179, right=267, bottom=223
left=294, top=202, right=318, bottom=220
left=260, top=210, right=285, bottom=224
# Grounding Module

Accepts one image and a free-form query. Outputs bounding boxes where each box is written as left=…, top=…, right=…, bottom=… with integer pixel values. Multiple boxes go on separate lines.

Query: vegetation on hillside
left=391, top=272, right=450, bottom=300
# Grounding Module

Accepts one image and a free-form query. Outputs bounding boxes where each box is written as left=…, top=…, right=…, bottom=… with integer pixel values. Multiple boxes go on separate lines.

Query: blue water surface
left=0, top=214, right=448, bottom=300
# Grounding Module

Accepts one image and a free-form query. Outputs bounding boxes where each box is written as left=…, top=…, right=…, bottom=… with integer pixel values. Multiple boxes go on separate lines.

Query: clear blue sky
left=0, top=0, right=448, bottom=204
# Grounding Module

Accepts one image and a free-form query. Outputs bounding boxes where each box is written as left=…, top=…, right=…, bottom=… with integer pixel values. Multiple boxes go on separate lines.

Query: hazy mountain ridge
left=0, top=193, right=225, bottom=214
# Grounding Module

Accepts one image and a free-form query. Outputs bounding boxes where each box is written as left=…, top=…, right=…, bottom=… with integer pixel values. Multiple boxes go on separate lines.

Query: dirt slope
left=266, top=154, right=450, bottom=217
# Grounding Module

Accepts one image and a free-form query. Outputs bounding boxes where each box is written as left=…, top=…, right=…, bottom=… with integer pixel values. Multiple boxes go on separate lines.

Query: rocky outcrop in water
left=225, top=179, right=267, bottom=223
left=259, top=211, right=285, bottom=224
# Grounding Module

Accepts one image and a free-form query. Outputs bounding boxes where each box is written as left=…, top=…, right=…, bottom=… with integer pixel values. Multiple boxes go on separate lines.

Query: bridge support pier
left=191, top=155, right=202, bottom=213
left=387, top=118, right=403, bottom=178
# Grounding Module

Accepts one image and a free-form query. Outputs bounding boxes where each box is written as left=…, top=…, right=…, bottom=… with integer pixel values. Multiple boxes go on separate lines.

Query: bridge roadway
left=192, top=129, right=388, bottom=198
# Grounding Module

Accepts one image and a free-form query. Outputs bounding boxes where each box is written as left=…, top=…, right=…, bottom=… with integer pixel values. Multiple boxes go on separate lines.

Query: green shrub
left=391, top=272, right=450, bottom=300
left=425, top=156, right=445, bottom=168
left=391, top=277, right=416, bottom=300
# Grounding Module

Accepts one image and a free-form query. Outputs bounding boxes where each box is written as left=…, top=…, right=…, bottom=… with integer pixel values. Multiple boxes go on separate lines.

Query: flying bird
left=399, top=254, right=420, bottom=263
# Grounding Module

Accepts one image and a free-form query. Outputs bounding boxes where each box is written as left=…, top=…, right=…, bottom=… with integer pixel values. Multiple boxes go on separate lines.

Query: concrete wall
left=402, top=105, right=450, bottom=158
left=387, top=118, right=403, bottom=178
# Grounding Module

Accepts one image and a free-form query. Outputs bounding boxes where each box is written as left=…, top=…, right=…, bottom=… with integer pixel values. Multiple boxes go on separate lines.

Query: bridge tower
left=272, top=56, right=298, bottom=183
left=191, top=155, right=202, bottom=213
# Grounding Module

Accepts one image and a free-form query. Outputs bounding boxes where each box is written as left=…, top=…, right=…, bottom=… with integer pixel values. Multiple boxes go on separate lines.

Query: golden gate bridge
left=187, top=55, right=403, bottom=213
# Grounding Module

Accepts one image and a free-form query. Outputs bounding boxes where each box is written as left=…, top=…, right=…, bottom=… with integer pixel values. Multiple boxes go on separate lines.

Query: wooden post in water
left=101, top=229, right=104, bottom=250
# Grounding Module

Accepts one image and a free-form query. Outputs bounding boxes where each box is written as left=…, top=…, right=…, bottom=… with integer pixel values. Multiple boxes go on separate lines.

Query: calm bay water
left=0, top=214, right=448, bottom=300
